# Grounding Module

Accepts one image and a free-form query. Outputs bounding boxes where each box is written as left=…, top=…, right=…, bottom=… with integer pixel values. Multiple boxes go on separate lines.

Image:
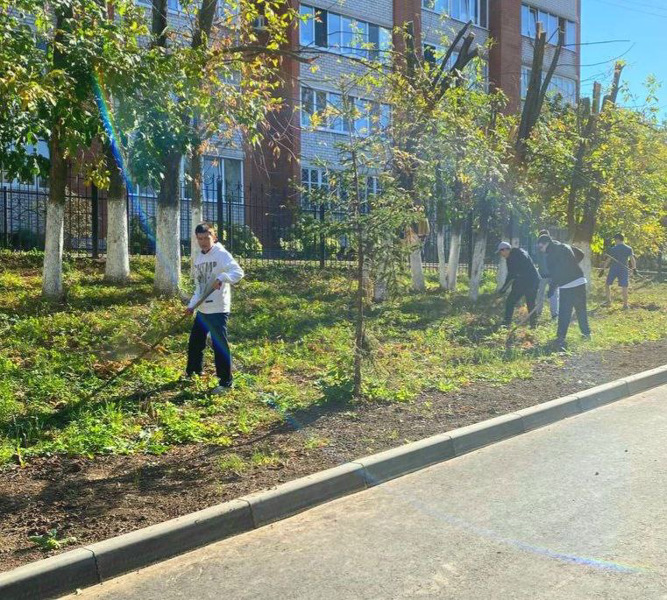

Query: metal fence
left=1, top=176, right=512, bottom=273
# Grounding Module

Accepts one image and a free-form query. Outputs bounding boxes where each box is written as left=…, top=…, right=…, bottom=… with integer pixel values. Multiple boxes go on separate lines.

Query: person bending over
left=497, top=242, right=540, bottom=329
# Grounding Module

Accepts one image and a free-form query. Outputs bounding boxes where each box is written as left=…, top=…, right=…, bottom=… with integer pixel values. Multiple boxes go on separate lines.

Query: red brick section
left=393, top=0, right=422, bottom=61
left=244, top=0, right=301, bottom=247
left=488, top=0, right=522, bottom=114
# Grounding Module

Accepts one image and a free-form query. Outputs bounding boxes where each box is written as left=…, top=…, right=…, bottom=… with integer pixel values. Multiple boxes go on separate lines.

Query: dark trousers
left=505, top=281, right=539, bottom=328
left=186, top=312, right=232, bottom=387
left=557, top=284, right=590, bottom=341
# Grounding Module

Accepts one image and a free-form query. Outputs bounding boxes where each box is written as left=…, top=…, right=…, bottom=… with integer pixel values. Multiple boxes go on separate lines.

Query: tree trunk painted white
left=42, top=199, right=65, bottom=300
left=42, top=130, right=67, bottom=301
left=155, top=202, right=181, bottom=296
left=409, top=246, right=426, bottom=291
left=190, top=203, right=202, bottom=278
left=576, top=239, right=593, bottom=291
left=469, top=231, right=487, bottom=301
left=105, top=196, right=130, bottom=283
left=496, top=256, right=507, bottom=291
left=437, top=227, right=447, bottom=289
left=189, top=148, right=203, bottom=279
left=445, top=227, right=462, bottom=291
left=155, top=152, right=182, bottom=296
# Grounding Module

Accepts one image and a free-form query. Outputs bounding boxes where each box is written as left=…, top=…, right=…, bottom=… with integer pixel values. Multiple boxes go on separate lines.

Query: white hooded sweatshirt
left=187, top=242, right=244, bottom=314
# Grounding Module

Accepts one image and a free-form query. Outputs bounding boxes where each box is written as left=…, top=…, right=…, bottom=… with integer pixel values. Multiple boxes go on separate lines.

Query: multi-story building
left=1, top=1, right=580, bottom=253
left=249, top=0, right=581, bottom=203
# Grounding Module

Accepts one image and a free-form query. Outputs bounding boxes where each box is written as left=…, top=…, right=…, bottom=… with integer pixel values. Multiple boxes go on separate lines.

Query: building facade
left=250, top=0, right=581, bottom=198
left=1, top=1, right=580, bottom=254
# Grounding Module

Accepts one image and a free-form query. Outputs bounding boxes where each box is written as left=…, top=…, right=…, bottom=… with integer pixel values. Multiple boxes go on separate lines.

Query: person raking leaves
left=537, top=233, right=591, bottom=351
left=599, top=233, right=637, bottom=310
left=497, top=241, right=541, bottom=329
left=185, top=223, right=244, bottom=394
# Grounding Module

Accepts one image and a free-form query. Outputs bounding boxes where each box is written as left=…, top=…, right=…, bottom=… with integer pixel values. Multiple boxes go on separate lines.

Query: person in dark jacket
left=497, top=242, right=540, bottom=329
left=537, top=234, right=591, bottom=349
left=535, top=229, right=559, bottom=320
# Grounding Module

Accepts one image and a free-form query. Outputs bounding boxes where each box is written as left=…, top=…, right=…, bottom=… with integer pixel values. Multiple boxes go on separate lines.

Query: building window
left=299, top=5, right=315, bottom=47
left=423, top=0, right=448, bottom=13
left=371, top=103, right=391, bottom=134
left=136, top=0, right=183, bottom=12
left=422, top=0, right=488, bottom=28
left=301, top=86, right=392, bottom=136
left=521, top=4, right=576, bottom=47
left=301, top=167, right=330, bottom=209
left=521, top=5, right=537, bottom=38
left=423, top=43, right=487, bottom=89
left=365, top=176, right=381, bottom=199
left=379, top=26, right=392, bottom=62
left=300, top=5, right=391, bottom=61
left=564, top=19, right=576, bottom=47
left=424, top=43, right=458, bottom=69
left=342, top=16, right=368, bottom=57
left=521, top=66, right=532, bottom=100
left=521, top=66, right=577, bottom=105
left=201, top=156, right=244, bottom=203
left=551, top=75, right=577, bottom=105
left=300, top=87, right=327, bottom=128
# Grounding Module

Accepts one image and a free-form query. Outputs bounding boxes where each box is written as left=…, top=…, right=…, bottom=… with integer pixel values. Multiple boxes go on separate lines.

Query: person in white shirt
left=186, top=223, right=244, bottom=393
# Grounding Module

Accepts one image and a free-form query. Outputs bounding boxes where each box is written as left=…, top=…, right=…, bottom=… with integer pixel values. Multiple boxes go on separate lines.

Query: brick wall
left=489, top=0, right=523, bottom=113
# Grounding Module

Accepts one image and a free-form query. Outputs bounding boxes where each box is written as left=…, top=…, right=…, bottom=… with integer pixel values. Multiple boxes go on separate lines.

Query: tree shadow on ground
left=368, top=289, right=504, bottom=336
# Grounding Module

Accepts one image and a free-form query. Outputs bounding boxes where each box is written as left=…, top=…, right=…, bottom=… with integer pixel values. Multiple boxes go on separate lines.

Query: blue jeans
left=186, top=312, right=232, bottom=387
left=537, top=278, right=559, bottom=318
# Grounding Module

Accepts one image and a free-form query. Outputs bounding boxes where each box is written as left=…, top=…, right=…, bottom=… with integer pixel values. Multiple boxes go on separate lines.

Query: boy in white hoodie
left=186, top=223, right=244, bottom=393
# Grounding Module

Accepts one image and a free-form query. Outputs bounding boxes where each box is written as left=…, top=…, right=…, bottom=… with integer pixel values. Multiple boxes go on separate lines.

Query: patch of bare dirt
left=1, top=339, right=666, bottom=572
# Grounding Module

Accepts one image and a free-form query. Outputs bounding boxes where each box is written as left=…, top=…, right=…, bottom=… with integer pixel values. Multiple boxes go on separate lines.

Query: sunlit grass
left=1, top=250, right=665, bottom=466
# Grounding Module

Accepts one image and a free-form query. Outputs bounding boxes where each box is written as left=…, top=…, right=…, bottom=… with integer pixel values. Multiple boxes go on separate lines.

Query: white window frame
left=299, top=5, right=315, bottom=47
left=200, top=155, right=244, bottom=202
left=521, top=4, right=577, bottom=48
left=301, top=86, right=391, bottom=137
left=422, top=0, right=489, bottom=29
left=301, top=166, right=330, bottom=210
left=521, top=66, right=577, bottom=105
left=300, top=4, right=391, bottom=61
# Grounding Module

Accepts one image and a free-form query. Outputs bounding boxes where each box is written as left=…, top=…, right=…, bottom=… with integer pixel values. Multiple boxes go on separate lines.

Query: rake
left=88, top=278, right=219, bottom=401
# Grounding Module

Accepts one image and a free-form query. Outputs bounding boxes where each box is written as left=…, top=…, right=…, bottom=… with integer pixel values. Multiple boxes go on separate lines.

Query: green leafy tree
left=0, top=0, right=146, bottom=299
left=526, top=65, right=667, bottom=280
left=121, top=0, right=302, bottom=296
left=302, top=71, right=416, bottom=396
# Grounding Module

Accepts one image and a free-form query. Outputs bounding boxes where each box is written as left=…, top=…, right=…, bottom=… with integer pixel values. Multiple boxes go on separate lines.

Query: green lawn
left=1, top=251, right=666, bottom=467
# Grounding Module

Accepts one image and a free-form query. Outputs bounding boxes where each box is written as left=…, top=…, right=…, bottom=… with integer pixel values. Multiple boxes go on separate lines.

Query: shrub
left=221, top=224, right=263, bottom=258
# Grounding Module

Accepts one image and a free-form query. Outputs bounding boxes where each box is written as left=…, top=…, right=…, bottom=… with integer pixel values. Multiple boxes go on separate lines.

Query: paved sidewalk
left=70, top=385, right=667, bottom=600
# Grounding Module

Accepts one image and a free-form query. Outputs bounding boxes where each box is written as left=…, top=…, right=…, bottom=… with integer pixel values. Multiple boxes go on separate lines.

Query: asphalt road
left=68, top=384, right=667, bottom=600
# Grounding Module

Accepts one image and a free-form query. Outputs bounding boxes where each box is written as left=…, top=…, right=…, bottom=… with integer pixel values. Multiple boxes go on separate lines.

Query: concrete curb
left=1, top=364, right=666, bottom=600
left=243, top=462, right=367, bottom=528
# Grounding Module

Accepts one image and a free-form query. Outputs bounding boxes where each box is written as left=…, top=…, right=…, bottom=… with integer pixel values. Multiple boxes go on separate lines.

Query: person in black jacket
left=535, top=229, right=559, bottom=320
left=537, top=234, right=591, bottom=349
left=497, top=242, right=540, bottom=329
